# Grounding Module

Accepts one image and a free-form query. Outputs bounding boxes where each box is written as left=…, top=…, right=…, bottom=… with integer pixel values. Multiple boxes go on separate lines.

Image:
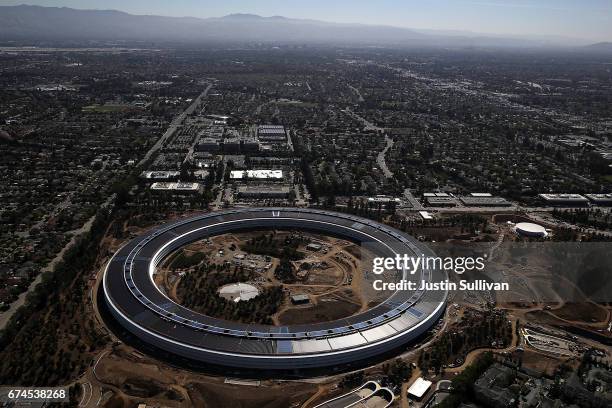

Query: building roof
left=150, top=182, right=200, bottom=191
left=407, top=378, right=432, bottom=398
left=140, top=170, right=180, bottom=179
left=237, top=185, right=291, bottom=194
left=538, top=193, right=588, bottom=202
left=585, top=193, right=612, bottom=203
left=291, top=294, right=310, bottom=302
left=459, top=196, right=512, bottom=206
left=368, top=195, right=400, bottom=203
left=257, top=125, right=287, bottom=141
left=419, top=211, right=433, bottom=220
left=425, top=196, right=456, bottom=205
left=230, top=170, right=283, bottom=180
left=198, top=137, right=221, bottom=144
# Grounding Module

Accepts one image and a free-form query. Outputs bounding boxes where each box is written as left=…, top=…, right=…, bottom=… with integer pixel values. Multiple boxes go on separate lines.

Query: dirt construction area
left=88, top=345, right=319, bottom=408
left=154, top=230, right=380, bottom=326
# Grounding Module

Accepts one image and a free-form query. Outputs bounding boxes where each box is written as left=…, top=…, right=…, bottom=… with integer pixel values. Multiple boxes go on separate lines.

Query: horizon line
left=3, top=3, right=610, bottom=44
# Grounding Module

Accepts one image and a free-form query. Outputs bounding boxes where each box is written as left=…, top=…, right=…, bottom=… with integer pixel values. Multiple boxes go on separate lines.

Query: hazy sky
left=2, top=0, right=611, bottom=41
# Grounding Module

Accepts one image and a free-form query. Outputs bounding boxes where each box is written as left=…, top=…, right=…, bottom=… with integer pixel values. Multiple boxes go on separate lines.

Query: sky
left=1, top=0, right=611, bottom=42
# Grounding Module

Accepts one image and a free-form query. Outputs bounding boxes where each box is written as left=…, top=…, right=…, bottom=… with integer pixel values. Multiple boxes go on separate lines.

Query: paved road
left=139, top=83, right=212, bottom=166
left=212, top=160, right=227, bottom=210
left=402, top=189, right=424, bottom=211
left=0, top=195, right=114, bottom=330
left=348, top=84, right=365, bottom=103
left=342, top=108, right=383, bottom=132
left=377, top=134, right=394, bottom=179
left=342, top=108, right=394, bottom=179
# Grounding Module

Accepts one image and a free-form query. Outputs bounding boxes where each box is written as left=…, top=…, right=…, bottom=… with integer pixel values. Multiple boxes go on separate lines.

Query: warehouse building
left=407, top=378, right=432, bottom=401
left=257, top=125, right=287, bottom=143
left=459, top=196, right=512, bottom=207
left=250, top=156, right=292, bottom=166
left=196, top=136, right=260, bottom=154
left=368, top=195, right=401, bottom=204
left=222, top=137, right=242, bottom=153
left=538, top=193, right=589, bottom=206
left=223, top=137, right=260, bottom=153
left=150, top=182, right=201, bottom=194
left=423, top=193, right=456, bottom=207
left=140, top=171, right=180, bottom=181
left=236, top=185, right=291, bottom=199
left=585, top=193, right=612, bottom=206
left=196, top=137, right=221, bottom=152
left=290, top=294, right=310, bottom=305
left=230, top=169, right=283, bottom=181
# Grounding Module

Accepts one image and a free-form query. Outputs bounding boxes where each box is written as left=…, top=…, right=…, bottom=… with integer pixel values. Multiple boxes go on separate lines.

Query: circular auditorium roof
left=514, top=222, right=548, bottom=237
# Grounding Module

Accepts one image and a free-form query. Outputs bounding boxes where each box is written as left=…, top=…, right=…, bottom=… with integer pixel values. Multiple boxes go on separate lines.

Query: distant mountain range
left=585, top=42, right=612, bottom=52
left=0, top=5, right=606, bottom=48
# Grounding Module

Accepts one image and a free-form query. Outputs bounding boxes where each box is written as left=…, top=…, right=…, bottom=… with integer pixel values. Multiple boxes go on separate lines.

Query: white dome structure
left=514, top=222, right=548, bottom=238
left=218, top=282, right=260, bottom=302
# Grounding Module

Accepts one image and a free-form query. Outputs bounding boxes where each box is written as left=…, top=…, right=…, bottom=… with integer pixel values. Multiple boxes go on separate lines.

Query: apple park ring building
left=102, top=208, right=447, bottom=371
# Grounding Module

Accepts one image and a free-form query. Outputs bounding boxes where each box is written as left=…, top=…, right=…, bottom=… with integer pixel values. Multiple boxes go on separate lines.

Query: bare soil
left=551, top=302, right=609, bottom=323
left=187, top=381, right=317, bottom=408
left=278, top=294, right=361, bottom=325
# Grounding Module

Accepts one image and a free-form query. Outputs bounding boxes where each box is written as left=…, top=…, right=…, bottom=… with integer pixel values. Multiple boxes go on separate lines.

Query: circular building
left=514, top=222, right=548, bottom=238
left=102, top=208, right=447, bottom=371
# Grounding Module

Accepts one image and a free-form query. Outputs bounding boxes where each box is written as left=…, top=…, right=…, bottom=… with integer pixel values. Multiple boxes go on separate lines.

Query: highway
left=377, top=134, right=394, bottom=179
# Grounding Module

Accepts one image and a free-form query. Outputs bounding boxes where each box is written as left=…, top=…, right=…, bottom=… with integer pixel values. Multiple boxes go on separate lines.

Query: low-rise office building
left=150, top=182, right=201, bottom=194
left=538, top=193, right=589, bottom=206
left=585, top=193, right=612, bottom=206
left=236, top=185, right=291, bottom=199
